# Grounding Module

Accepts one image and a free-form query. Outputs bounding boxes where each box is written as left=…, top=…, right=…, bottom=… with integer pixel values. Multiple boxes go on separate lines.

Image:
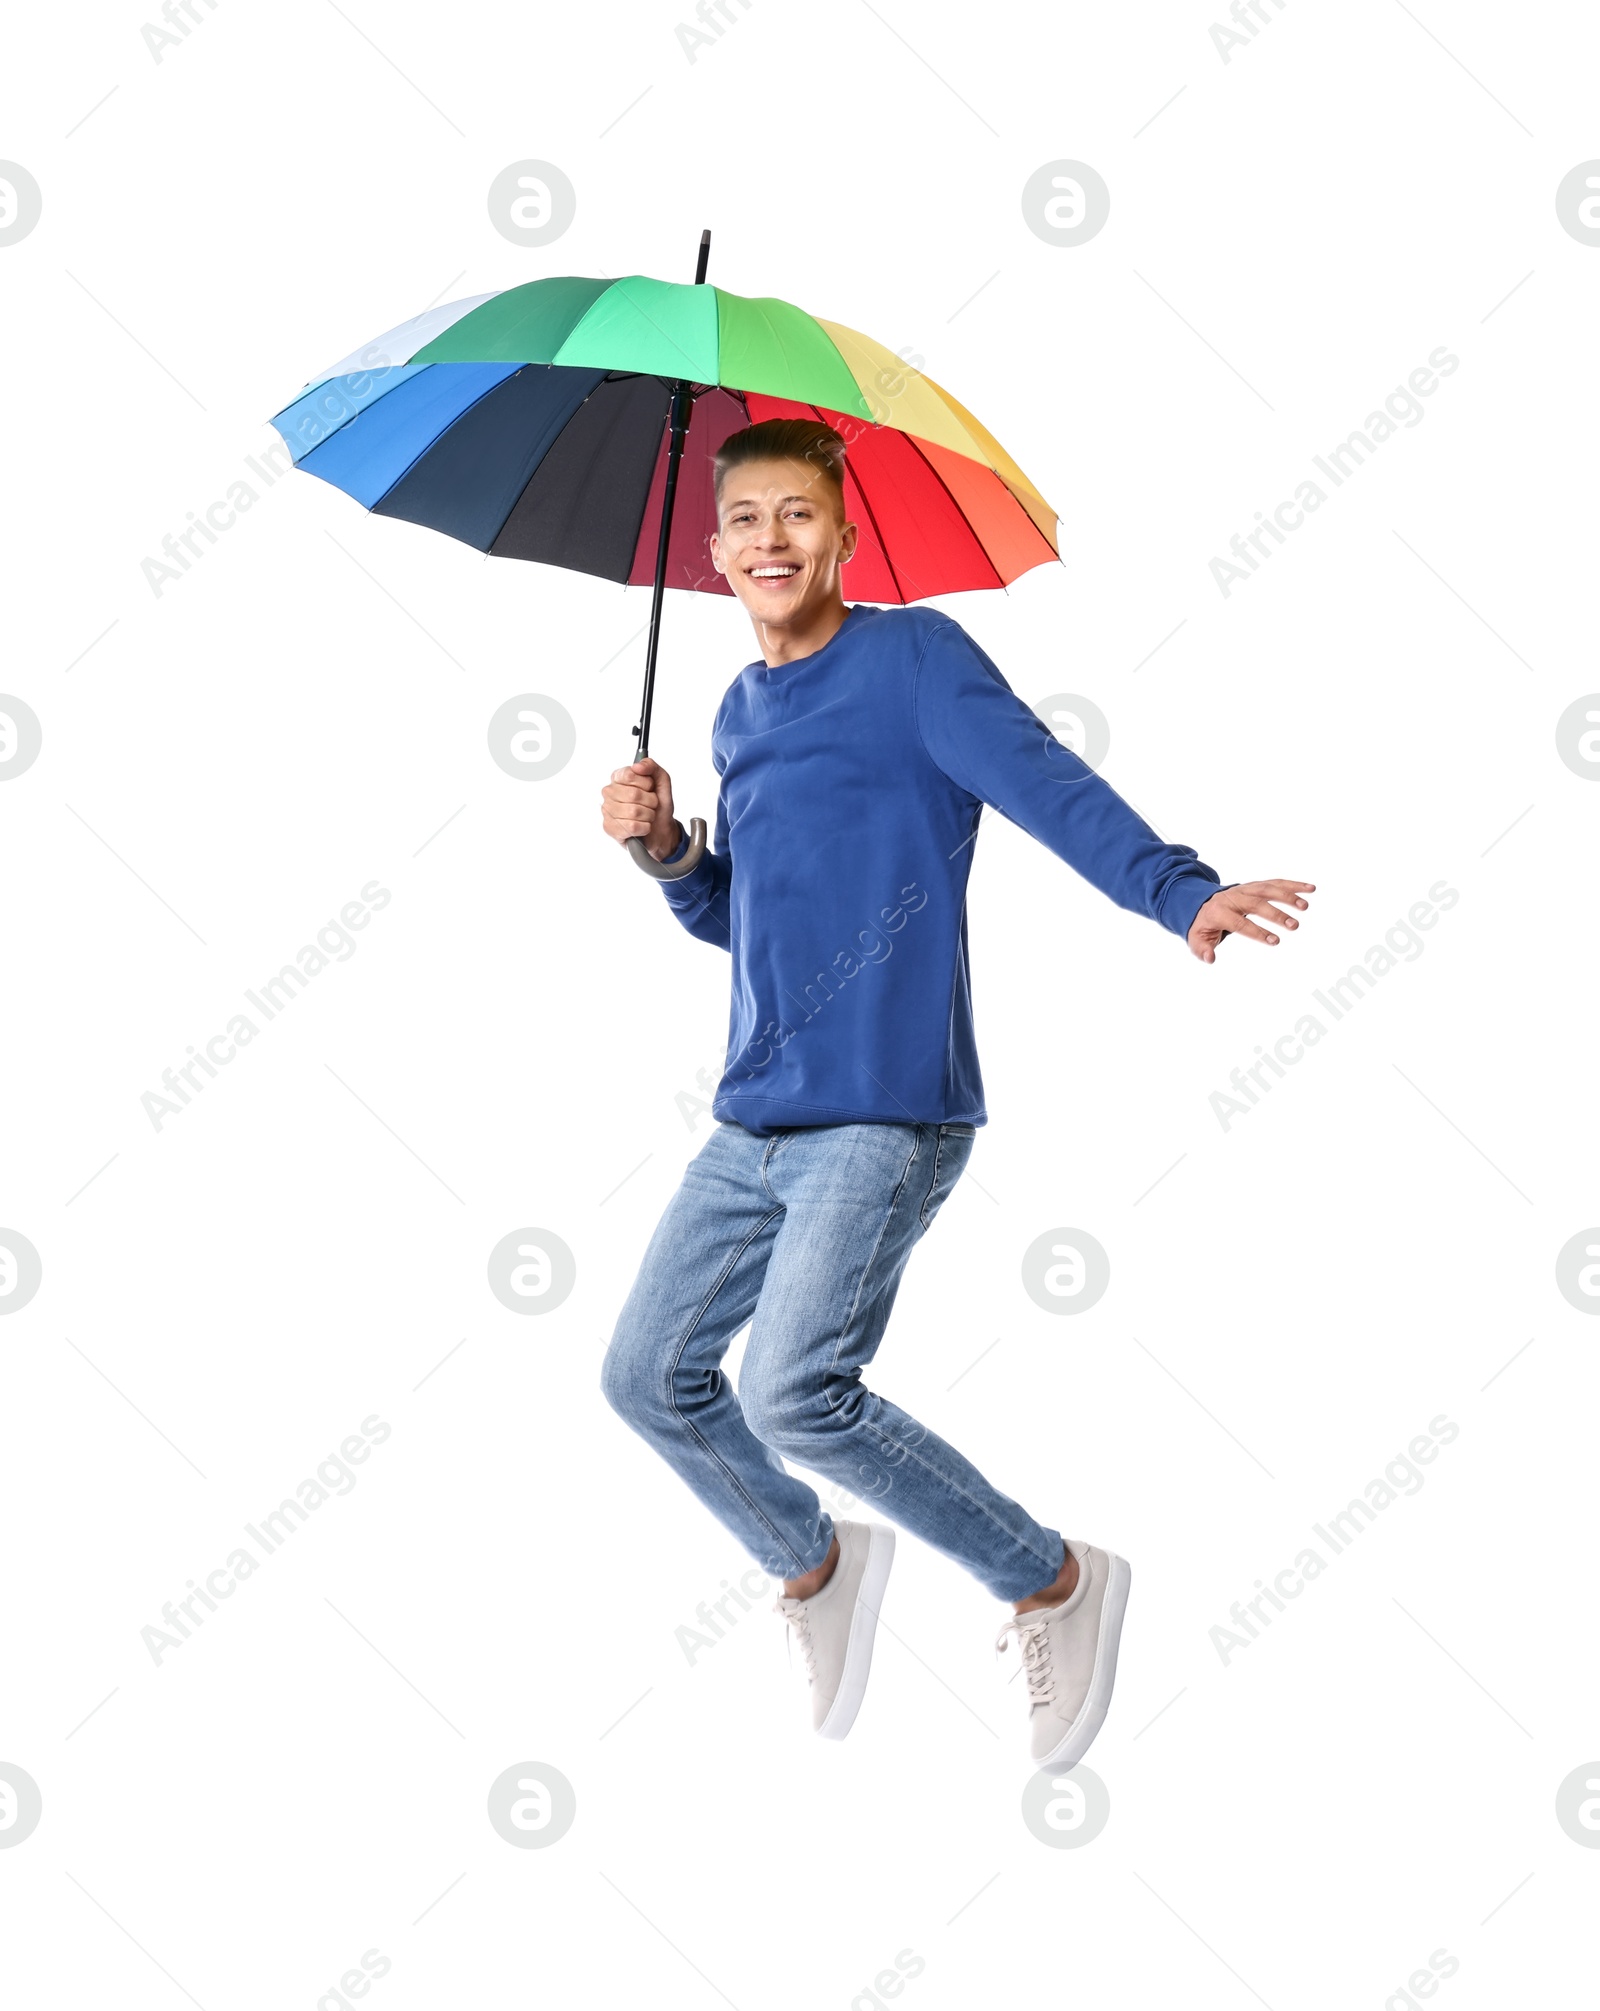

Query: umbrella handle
left=627, top=818, right=707, bottom=881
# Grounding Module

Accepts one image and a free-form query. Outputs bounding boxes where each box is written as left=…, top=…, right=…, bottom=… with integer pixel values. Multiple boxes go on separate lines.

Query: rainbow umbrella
left=270, top=231, right=1059, bottom=878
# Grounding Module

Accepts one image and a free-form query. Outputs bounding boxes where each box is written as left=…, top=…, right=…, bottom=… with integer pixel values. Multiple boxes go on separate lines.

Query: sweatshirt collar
left=750, top=604, right=871, bottom=683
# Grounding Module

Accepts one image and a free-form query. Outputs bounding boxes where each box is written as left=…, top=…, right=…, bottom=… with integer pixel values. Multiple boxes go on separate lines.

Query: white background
left=2, top=1, right=1597, bottom=2005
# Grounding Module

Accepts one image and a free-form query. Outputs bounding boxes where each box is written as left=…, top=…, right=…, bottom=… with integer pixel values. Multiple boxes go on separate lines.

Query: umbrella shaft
left=634, top=380, right=691, bottom=762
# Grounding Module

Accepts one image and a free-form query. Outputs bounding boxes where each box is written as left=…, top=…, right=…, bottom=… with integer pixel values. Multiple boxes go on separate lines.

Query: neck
left=753, top=590, right=850, bottom=668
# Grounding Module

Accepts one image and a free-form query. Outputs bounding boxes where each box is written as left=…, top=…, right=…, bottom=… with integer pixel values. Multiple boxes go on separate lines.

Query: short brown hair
left=712, top=417, right=847, bottom=520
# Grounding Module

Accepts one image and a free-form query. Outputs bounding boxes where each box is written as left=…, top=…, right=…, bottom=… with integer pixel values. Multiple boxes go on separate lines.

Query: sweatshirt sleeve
left=657, top=749, right=733, bottom=951
left=911, top=620, right=1223, bottom=942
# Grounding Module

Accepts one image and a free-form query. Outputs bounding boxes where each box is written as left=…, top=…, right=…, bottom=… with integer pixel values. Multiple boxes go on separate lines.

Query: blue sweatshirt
left=658, top=604, right=1222, bottom=1136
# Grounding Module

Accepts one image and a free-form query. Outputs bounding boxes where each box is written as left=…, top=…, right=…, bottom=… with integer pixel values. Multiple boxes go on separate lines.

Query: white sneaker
left=994, top=1540, right=1131, bottom=1768
left=772, top=1520, right=895, bottom=1739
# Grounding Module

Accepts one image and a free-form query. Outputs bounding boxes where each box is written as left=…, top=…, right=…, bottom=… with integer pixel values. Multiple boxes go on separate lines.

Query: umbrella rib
left=897, top=431, right=1008, bottom=591
left=343, top=363, right=552, bottom=517
left=809, top=405, right=909, bottom=606
left=490, top=368, right=663, bottom=558
left=556, top=275, right=708, bottom=381
left=272, top=367, right=423, bottom=462
left=920, top=371, right=1060, bottom=537
left=910, top=372, right=1062, bottom=569
left=806, top=309, right=891, bottom=434
left=798, top=310, right=933, bottom=602
left=380, top=364, right=615, bottom=551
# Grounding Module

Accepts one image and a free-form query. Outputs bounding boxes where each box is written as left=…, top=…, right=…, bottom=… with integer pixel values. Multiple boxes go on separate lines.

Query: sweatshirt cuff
left=658, top=821, right=692, bottom=866
left=656, top=822, right=716, bottom=898
left=1161, top=873, right=1230, bottom=943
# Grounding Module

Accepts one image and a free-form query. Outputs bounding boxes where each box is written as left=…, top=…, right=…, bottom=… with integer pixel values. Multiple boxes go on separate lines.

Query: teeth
left=750, top=566, right=798, bottom=578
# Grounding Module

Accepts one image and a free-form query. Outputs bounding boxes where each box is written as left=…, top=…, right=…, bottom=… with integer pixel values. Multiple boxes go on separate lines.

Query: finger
left=617, top=772, right=669, bottom=809
left=1241, top=900, right=1299, bottom=929
left=1233, top=882, right=1313, bottom=912
left=1235, top=881, right=1311, bottom=906
left=1225, top=916, right=1280, bottom=945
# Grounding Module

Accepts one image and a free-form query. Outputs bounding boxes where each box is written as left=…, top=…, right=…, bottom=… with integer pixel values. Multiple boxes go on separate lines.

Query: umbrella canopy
left=268, top=274, right=1060, bottom=606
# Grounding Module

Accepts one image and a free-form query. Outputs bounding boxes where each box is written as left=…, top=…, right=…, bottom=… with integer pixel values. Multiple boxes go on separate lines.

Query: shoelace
left=774, top=1598, right=819, bottom=1685
left=994, top=1611, right=1056, bottom=1707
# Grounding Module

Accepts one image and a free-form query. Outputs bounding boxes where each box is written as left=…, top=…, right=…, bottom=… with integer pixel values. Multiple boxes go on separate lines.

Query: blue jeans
left=601, top=1119, right=1065, bottom=1602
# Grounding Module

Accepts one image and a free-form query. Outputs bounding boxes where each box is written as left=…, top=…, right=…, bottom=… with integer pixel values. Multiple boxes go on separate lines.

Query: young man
left=599, top=417, right=1312, bottom=1764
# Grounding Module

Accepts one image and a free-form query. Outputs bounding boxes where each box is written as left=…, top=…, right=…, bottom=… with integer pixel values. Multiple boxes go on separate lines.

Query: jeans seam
left=665, top=1202, right=818, bottom=1574
left=920, top=1127, right=950, bottom=1230
left=720, top=1129, right=1058, bottom=1593
left=825, top=1127, right=923, bottom=1409
left=818, top=1130, right=1014, bottom=1512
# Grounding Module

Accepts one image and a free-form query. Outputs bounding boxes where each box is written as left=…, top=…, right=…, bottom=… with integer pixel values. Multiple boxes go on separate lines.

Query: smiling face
left=708, top=455, right=859, bottom=638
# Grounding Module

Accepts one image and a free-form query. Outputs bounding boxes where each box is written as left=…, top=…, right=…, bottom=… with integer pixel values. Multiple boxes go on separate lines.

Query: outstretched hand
left=1188, top=880, right=1315, bottom=963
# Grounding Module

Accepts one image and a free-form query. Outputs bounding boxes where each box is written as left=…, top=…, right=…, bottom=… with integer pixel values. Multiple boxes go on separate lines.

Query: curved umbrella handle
left=627, top=818, right=706, bottom=881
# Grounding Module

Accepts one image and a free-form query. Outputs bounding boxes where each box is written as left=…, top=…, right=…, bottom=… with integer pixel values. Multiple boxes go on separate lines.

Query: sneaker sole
left=816, top=1524, right=896, bottom=1741
left=1034, top=1551, right=1132, bottom=1770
